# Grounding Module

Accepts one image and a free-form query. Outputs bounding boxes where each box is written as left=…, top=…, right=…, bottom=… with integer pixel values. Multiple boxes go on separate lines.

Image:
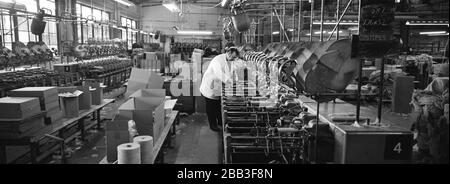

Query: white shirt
left=200, top=54, right=233, bottom=100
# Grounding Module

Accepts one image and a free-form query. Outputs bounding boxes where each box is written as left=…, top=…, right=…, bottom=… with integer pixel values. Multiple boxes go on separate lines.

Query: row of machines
left=0, top=68, right=78, bottom=98
left=53, top=57, right=133, bottom=92
left=1, top=42, right=54, bottom=70
left=54, top=43, right=132, bottom=92
left=221, top=39, right=362, bottom=164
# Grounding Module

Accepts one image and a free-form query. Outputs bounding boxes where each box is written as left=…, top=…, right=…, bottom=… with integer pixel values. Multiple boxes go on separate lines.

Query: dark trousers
left=204, top=96, right=222, bottom=128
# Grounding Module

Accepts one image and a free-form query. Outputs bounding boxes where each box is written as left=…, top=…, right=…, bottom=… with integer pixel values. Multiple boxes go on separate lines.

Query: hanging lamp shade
left=232, top=12, right=250, bottom=32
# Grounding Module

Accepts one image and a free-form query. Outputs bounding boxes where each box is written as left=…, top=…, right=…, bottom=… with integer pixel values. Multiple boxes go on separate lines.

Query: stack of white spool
left=133, top=136, right=154, bottom=164
left=117, top=143, right=141, bottom=164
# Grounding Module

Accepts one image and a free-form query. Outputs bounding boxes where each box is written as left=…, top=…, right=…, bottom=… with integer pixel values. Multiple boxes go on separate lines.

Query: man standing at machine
left=200, top=44, right=240, bottom=132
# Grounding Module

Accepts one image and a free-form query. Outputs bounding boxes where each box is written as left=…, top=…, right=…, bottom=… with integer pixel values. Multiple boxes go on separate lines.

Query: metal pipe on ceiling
left=310, top=0, right=314, bottom=41
left=327, top=0, right=353, bottom=41
left=336, top=0, right=340, bottom=40
left=298, top=0, right=302, bottom=41
left=320, top=0, right=324, bottom=42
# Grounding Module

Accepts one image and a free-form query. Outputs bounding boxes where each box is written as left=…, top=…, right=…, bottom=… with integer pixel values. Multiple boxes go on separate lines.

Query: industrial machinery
left=0, top=68, right=76, bottom=97
left=222, top=83, right=317, bottom=164
left=221, top=39, right=362, bottom=164
left=221, top=39, right=415, bottom=164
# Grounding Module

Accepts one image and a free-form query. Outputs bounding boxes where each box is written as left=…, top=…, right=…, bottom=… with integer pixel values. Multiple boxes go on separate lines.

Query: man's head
left=225, top=47, right=239, bottom=61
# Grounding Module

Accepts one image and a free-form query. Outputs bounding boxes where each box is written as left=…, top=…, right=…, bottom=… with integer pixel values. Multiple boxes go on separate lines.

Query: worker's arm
left=211, top=58, right=232, bottom=83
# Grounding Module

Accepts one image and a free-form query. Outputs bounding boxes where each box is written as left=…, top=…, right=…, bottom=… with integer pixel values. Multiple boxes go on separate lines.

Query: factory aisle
left=165, top=113, right=222, bottom=164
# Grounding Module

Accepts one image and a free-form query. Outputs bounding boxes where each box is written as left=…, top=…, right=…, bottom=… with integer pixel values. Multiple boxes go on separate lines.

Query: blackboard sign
left=358, top=0, right=396, bottom=57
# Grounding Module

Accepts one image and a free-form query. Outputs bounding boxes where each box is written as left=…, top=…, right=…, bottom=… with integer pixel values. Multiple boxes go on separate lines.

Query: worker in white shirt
left=200, top=46, right=240, bottom=132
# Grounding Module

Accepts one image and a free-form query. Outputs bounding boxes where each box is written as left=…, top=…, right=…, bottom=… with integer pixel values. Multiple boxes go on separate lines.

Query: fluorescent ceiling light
left=177, top=30, right=213, bottom=35
left=163, top=0, right=181, bottom=12
left=406, top=21, right=449, bottom=26
left=427, top=33, right=449, bottom=36
left=272, top=31, right=280, bottom=35
left=313, top=31, right=343, bottom=34
left=328, top=31, right=343, bottom=34
left=287, top=29, right=294, bottom=32
left=419, top=31, right=446, bottom=35
left=115, top=0, right=134, bottom=7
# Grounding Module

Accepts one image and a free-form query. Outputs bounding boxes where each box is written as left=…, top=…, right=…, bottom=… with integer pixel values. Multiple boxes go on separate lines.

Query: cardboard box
left=165, top=99, right=178, bottom=118
left=0, top=97, right=41, bottom=119
left=77, top=86, right=92, bottom=110
left=118, top=97, right=165, bottom=141
left=106, top=117, right=130, bottom=162
left=9, top=87, right=59, bottom=111
left=0, top=116, right=45, bottom=139
left=0, top=114, right=45, bottom=134
left=106, top=130, right=130, bottom=162
left=57, top=86, right=78, bottom=94
left=45, top=108, right=64, bottom=124
left=129, top=89, right=165, bottom=99
left=125, top=68, right=163, bottom=97
left=59, top=91, right=82, bottom=118
left=85, top=82, right=104, bottom=105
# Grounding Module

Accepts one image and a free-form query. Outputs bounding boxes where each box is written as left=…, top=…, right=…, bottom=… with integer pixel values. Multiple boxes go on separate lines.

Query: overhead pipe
left=292, top=0, right=295, bottom=41
left=327, top=0, right=353, bottom=41
left=271, top=5, right=273, bottom=43
left=336, top=0, right=340, bottom=40
left=283, top=0, right=286, bottom=42
left=298, top=0, right=302, bottom=41
left=320, top=0, right=324, bottom=42
left=310, top=0, right=314, bottom=41
left=273, top=8, right=291, bottom=42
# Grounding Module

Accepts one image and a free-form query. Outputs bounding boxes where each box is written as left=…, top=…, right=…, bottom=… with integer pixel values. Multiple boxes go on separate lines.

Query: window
left=131, top=21, right=136, bottom=29
left=0, top=10, right=14, bottom=49
left=16, top=0, right=38, bottom=13
left=76, top=4, right=111, bottom=43
left=120, top=17, right=138, bottom=48
left=17, top=12, right=38, bottom=45
left=76, top=4, right=82, bottom=43
left=40, top=0, right=56, bottom=15
left=0, top=0, right=57, bottom=50
left=40, top=0, right=57, bottom=50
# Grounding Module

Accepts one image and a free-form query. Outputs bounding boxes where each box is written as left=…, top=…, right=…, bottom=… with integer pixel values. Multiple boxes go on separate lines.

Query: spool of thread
left=133, top=136, right=154, bottom=164
left=117, top=143, right=141, bottom=164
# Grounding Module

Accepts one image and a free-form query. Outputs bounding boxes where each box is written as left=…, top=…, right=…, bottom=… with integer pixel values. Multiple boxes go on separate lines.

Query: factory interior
left=0, top=0, right=448, bottom=165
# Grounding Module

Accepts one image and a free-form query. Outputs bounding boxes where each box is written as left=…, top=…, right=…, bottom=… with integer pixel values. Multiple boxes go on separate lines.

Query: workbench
left=0, top=99, right=115, bottom=164
left=99, top=110, right=180, bottom=164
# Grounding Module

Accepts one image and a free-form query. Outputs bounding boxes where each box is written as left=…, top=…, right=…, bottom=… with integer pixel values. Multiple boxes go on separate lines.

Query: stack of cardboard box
left=10, top=87, right=63, bottom=124
left=0, top=97, right=45, bottom=138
